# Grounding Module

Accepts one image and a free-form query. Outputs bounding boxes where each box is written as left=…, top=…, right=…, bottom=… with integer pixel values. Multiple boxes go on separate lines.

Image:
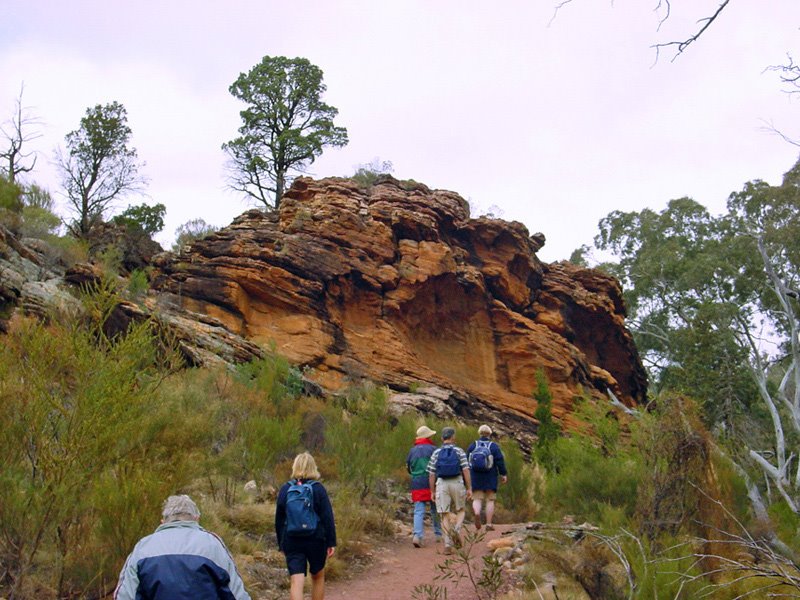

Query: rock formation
left=0, top=176, right=647, bottom=445
left=150, top=176, right=647, bottom=433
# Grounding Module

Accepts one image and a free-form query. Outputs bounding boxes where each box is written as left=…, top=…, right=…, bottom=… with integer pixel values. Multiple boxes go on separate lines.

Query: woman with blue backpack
left=275, top=452, right=337, bottom=600
left=467, top=425, right=507, bottom=531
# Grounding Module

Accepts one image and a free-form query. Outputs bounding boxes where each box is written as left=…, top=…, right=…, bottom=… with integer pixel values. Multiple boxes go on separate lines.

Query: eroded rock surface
left=151, top=176, right=647, bottom=430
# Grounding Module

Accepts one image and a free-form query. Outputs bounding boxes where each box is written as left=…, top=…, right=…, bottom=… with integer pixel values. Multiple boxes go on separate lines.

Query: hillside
left=1, top=176, right=646, bottom=445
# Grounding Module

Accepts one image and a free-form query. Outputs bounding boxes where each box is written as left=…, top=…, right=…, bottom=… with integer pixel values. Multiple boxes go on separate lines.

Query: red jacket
left=406, top=438, right=436, bottom=502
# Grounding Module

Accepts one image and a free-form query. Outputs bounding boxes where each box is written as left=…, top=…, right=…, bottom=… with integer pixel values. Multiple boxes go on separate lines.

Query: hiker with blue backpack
left=275, top=452, right=337, bottom=600
left=406, top=425, right=443, bottom=548
left=427, top=427, right=472, bottom=554
left=467, top=424, right=508, bottom=532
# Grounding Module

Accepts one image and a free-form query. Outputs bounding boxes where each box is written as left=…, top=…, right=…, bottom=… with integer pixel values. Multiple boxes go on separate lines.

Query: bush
left=172, top=218, right=218, bottom=251
left=127, top=268, right=150, bottom=299
left=496, top=440, right=539, bottom=521
left=0, top=315, right=200, bottom=598
left=112, top=203, right=166, bottom=236
left=542, top=435, right=641, bottom=526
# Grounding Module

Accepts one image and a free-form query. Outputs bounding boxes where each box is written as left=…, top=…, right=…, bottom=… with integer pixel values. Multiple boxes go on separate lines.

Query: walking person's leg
left=286, top=548, right=307, bottom=600
left=485, top=498, right=496, bottom=529
left=290, top=573, right=305, bottom=600
left=472, top=494, right=483, bottom=529
left=450, top=478, right=467, bottom=546
left=485, top=490, right=497, bottom=530
left=453, top=509, right=466, bottom=546
left=429, top=501, right=442, bottom=540
left=310, top=569, right=325, bottom=600
left=412, top=500, right=425, bottom=546
left=441, top=512, right=456, bottom=551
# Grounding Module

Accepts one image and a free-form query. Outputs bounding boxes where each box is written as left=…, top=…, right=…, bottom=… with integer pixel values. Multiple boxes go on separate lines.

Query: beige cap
left=416, top=425, right=437, bottom=439
left=478, top=424, right=493, bottom=436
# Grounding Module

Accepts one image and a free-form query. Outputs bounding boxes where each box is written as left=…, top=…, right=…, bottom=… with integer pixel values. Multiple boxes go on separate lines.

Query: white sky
left=2, top=1, right=799, bottom=261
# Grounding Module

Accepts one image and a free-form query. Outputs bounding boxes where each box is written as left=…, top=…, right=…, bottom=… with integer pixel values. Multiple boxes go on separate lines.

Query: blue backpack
left=435, top=446, right=462, bottom=478
left=285, top=479, right=319, bottom=537
left=469, top=440, right=494, bottom=472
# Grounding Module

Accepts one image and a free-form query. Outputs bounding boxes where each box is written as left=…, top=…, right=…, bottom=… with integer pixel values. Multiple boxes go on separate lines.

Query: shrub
left=127, top=268, right=150, bottom=299
left=542, top=435, right=641, bottom=526
left=496, top=439, right=539, bottom=521
left=112, top=203, right=166, bottom=236
left=19, top=205, right=61, bottom=239
left=172, top=218, right=218, bottom=251
left=632, top=394, right=727, bottom=542
left=0, top=315, right=199, bottom=598
left=533, top=369, right=560, bottom=469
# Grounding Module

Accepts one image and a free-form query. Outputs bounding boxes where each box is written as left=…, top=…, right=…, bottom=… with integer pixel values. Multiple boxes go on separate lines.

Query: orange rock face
left=151, top=176, right=646, bottom=428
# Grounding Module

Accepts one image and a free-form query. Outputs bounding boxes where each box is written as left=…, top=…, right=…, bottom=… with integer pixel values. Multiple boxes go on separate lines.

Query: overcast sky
left=2, top=1, right=799, bottom=261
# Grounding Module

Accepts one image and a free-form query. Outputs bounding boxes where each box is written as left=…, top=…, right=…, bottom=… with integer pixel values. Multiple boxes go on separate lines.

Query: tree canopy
left=222, top=56, right=348, bottom=210
left=588, top=157, right=800, bottom=513
left=56, top=101, right=147, bottom=240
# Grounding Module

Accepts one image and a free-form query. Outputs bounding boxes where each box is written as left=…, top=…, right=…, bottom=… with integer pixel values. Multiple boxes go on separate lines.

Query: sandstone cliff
left=149, top=176, right=646, bottom=431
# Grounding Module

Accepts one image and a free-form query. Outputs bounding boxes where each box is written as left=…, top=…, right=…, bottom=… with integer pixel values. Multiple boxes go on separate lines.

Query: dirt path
left=326, top=523, right=516, bottom=600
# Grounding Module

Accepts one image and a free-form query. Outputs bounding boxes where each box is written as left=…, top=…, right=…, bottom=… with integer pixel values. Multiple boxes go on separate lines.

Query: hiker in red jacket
left=406, top=425, right=443, bottom=547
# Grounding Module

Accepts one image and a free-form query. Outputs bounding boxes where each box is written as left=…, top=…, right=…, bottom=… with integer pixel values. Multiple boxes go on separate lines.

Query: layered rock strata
left=150, top=176, right=647, bottom=430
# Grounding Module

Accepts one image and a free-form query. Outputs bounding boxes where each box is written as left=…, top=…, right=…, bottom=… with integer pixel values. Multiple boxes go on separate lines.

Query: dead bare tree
left=550, top=0, right=734, bottom=62
left=651, top=0, right=732, bottom=62
left=0, top=84, right=42, bottom=184
left=735, top=235, right=800, bottom=514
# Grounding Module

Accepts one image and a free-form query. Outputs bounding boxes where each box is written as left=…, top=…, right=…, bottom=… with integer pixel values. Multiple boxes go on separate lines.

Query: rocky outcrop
left=150, top=176, right=647, bottom=432
left=0, top=176, right=647, bottom=443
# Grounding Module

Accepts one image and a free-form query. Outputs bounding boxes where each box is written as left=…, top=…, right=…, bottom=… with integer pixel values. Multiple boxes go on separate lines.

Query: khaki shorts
left=472, top=489, right=496, bottom=501
left=435, top=477, right=466, bottom=513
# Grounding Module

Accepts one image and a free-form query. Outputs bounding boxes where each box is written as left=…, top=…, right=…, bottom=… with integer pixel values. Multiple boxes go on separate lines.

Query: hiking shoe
left=435, top=535, right=443, bottom=543
left=485, top=524, right=495, bottom=531
left=475, top=512, right=482, bottom=530
left=412, top=535, right=422, bottom=548
left=443, top=546, right=453, bottom=555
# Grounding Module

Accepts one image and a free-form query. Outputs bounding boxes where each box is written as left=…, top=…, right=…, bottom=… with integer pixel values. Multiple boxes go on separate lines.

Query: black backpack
left=435, top=446, right=462, bottom=478
left=284, top=479, right=320, bottom=537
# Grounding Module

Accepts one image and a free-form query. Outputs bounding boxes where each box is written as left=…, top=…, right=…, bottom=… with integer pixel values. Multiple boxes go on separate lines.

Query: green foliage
left=0, top=174, right=23, bottom=231
left=568, top=244, right=589, bottom=266
left=223, top=55, right=349, bottom=209
left=768, top=500, right=800, bottom=551
left=533, top=369, right=560, bottom=469
left=56, top=101, right=146, bottom=239
left=112, top=202, right=166, bottom=235
left=0, top=315, right=196, bottom=597
left=207, top=354, right=307, bottom=487
left=0, top=173, right=23, bottom=212
left=96, top=244, right=124, bottom=280
left=496, top=440, right=539, bottom=521
left=19, top=205, right=61, bottom=238
left=127, top=268, right=150, bottom=299
left=40, top=234, right=89, bottom=268
left=172, top=217, right=218, bottom=250
left=1, top=179, right=61, bottom=238
left=325, top=383, right=400, bottom=497
left=543, top=435, right=641, bottom=526
left=23, top=183, right=54, bottom=211
left=351, top=157, right=393, bottom=188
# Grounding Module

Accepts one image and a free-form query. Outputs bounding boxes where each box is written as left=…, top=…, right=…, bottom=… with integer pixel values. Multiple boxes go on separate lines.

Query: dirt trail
left=325, top=524, right=516, bottom=600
